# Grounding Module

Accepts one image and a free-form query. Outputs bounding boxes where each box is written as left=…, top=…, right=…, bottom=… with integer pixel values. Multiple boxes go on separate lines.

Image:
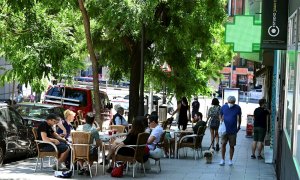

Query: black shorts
left=40, top=142, right=69, bottom=153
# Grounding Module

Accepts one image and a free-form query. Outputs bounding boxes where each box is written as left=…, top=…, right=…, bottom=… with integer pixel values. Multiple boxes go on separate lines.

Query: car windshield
left=16, top=105, right=64, bottom=119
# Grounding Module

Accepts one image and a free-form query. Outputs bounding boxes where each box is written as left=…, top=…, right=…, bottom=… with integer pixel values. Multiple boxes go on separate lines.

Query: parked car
left=248, top=89, right=263, bottom=100
left=0, top=103, right=35, bottom=166
left=44, top=85, right=110, bottom=118
left=14, top=103, right=65, bottom=127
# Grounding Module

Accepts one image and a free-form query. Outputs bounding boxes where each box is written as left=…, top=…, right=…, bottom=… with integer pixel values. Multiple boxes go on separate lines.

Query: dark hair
left=130, top=116, right=146, bottom=135
left=46, top=113, right=61, bottom=121
left=150, top=111, right=158, bottom=116
left=259, top=99, right=266, bottom=106
left=149, top=115, right=159, bottom=124
left=85, top=112, right=95, bottom=124
left=182, top=97, right=188, bottom=106
left=196, top=112, right=203, bottom=120
left=211, top=98, right=220, bottom=106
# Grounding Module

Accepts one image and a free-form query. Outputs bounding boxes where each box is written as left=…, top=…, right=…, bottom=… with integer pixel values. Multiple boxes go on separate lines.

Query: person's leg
left=228, top=134, right=237, bottom=165
left=252, top=141, right=257, bottom=156
left=219, top=135, right=227, bottom=165
left=257, top=128, right=266, bottom=158
left=215, top=130, right=220, bottom=151
left=210, top=128, right=215, bottom=148
left=56, top=143, right=70, bottom=164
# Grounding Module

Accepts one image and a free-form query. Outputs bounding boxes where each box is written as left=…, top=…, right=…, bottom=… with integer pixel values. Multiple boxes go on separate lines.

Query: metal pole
left=230, top=60, right=233, bottom=88
left=138, top=23, right=145, bottom=116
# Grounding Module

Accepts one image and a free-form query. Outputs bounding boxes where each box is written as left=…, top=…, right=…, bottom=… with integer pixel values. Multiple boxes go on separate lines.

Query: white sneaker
left=219, top=159, right=225, bottom=166
left=228, top=160, right=233, bottom=166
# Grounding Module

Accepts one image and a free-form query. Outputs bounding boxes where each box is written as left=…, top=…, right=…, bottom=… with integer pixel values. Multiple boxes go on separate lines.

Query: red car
left=44, top=85, right=110, bottom=118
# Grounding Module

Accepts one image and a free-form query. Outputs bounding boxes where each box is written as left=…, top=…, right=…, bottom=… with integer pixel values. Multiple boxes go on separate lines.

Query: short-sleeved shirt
left=82, top=123, right=100, bottom=143
left=57, top=120, right=73, bottom=139
left=220, top=104, right=242, bottom=134
left=148, top=125, right=163, bottom=150
left=37, top=121, right=54, bottom=148
left=115, top=115, right=128, bottom=126
left=193, top=120, right=206, bottom=134
left=254, top=107, right=269, bottom=128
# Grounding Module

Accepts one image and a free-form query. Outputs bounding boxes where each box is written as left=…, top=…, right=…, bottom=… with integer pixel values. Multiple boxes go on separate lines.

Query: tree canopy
left=0, top=1, right=86, bottom=92
left=0, top=0, right=233, bottom=122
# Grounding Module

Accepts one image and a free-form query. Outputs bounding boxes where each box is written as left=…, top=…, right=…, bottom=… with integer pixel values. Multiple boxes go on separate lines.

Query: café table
left=166, top=129, right=194, bottom=159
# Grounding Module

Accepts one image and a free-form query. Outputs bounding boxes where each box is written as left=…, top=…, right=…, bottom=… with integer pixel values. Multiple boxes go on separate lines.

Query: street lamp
left=161, top=61, right=171, bottom=104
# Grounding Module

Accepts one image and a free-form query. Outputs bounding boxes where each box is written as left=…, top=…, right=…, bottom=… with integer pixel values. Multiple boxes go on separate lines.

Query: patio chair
left=32, top=127, right=59, bottom=172
left=177, top=126, right=206, bottom=160
left=149, top=130, right=166, bottom=173
left=114, top=132, right=150, bottom=178
left=71, top=131, right=98, bottom=178
left=109, top=125, right=126, bottom=133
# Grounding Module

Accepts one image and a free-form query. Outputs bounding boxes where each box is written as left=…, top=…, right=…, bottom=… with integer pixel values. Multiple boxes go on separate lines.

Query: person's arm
left=171, top=103, right=181, bottom=117
left=237, top=107, right=242, bottom=131
left=122, top=117, right=129, bottom=126
left=52, top=132, right=67, bottom=143
left=57, top=121, right=67, bottom=136
left=147, top=135, right=156, bottom=144
left=41, top=132, right=60, bottom=145
left=188, top=105, right=191, bottom=121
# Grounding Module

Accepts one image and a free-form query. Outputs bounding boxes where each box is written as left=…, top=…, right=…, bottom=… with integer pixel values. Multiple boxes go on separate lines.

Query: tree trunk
left=128, top=45, right=141, bottom=123
left=78, top=0, right=102, bottom=129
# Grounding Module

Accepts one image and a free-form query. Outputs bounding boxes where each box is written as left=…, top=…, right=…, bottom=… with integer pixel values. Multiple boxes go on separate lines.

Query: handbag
left=218, top=121, right=226, bottom=137
left=111, top=164, right=124, bottom=177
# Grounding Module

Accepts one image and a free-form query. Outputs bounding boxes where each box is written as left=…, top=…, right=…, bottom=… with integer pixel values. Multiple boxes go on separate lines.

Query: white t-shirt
left=148, top=125, right=163, bottom=150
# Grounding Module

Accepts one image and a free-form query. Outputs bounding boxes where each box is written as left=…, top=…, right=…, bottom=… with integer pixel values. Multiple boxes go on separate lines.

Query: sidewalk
left=0, top=128, right=276, bottom=180
left=0, top=101, right=276, bottom=179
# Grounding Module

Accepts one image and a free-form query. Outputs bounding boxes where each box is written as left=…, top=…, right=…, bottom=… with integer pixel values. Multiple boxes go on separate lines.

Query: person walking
left=219, top=96, right=241, bottom=166
left=207, top=98, right=221, bottom=151
left=192, top=97, right=200, bottom=122
left=172, top=97, right=191, bottom=130
left=251, top=99, right=270, bottom=160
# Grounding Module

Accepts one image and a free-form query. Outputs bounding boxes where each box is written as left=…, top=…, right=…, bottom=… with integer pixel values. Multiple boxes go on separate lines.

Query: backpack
left=112, top=113, right=123, bottom=125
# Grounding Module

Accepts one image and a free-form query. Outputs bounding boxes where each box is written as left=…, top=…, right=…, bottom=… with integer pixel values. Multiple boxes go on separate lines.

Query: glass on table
left=108, top=130, right=113, bottom=136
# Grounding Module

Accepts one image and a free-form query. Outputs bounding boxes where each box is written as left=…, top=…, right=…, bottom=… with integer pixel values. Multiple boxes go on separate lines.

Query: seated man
left=79, top=112, right=102, bottom=175
left=192, top=112, right=206, bottom=134
left=147, top=114, right=164, bottom=159
left=112, top=107, right=128, bottom=127
left=37, top=113, right=70, bottom=170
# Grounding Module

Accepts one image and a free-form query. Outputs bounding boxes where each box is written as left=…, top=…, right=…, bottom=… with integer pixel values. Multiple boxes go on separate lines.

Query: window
left=8, top=107, right=23, bottom=126
left=65, top=89, right=87, bottom=107
left=285, top=50, right=297, bottom=143
left=295, top=53, right=300, bottom=163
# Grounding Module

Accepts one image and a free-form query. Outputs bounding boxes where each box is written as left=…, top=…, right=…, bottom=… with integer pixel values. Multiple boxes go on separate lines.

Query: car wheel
left=0, top=144, right=4, bottom=166
left=27, top=137, right=37, bottom=157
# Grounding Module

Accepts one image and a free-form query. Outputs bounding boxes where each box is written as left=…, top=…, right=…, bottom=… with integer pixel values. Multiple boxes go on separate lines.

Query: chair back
left=134, top=132, right=150, bottom=163
left=195, top=126, right=206, bottom=148
left=71, top=131, right=91, bottom=161
left=109, top=125, right=125, bottom=133
left=156, top=131, right=166, bottom=148
left=32, top=127, right=41, bottom=153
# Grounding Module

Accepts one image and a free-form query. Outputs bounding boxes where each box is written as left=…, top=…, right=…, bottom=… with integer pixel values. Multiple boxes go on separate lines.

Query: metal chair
left=71, top=131, right=98, bottom=178
left=177, top=126, right=206, bottom=160
left=114, top=132, right=150, bottom=178
left=32, top=127, right=59, bottom=172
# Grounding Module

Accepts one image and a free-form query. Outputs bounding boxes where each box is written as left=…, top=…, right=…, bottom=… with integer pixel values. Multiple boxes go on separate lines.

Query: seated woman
left=57, top=109, right=76, bottom=140
left=77, top=113, right=102, bottom=175
left=106, top=116, right=146, bottom=173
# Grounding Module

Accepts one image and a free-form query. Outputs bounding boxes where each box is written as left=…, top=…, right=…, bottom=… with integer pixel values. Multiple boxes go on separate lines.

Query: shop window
left=285, top=51, right=296, bottom=143
left=295, top=53, right=300, bottom=163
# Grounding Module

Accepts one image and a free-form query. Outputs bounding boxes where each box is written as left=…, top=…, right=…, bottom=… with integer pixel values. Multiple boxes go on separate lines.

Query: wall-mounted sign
left=261, top=0, right=288, bottom=49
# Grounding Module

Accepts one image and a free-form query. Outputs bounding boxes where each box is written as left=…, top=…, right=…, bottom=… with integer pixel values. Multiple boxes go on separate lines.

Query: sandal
left=257, top=155, right=264, bottom=160
left=251, top=155, right=256, bottom=159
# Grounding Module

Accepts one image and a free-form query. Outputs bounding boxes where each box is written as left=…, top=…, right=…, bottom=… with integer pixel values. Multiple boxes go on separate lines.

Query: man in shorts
left=251, top=99, right=270, bottom=160
left=219, top=96, right=242, bottom=166
left=37, top=113, right=70, bottom=170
